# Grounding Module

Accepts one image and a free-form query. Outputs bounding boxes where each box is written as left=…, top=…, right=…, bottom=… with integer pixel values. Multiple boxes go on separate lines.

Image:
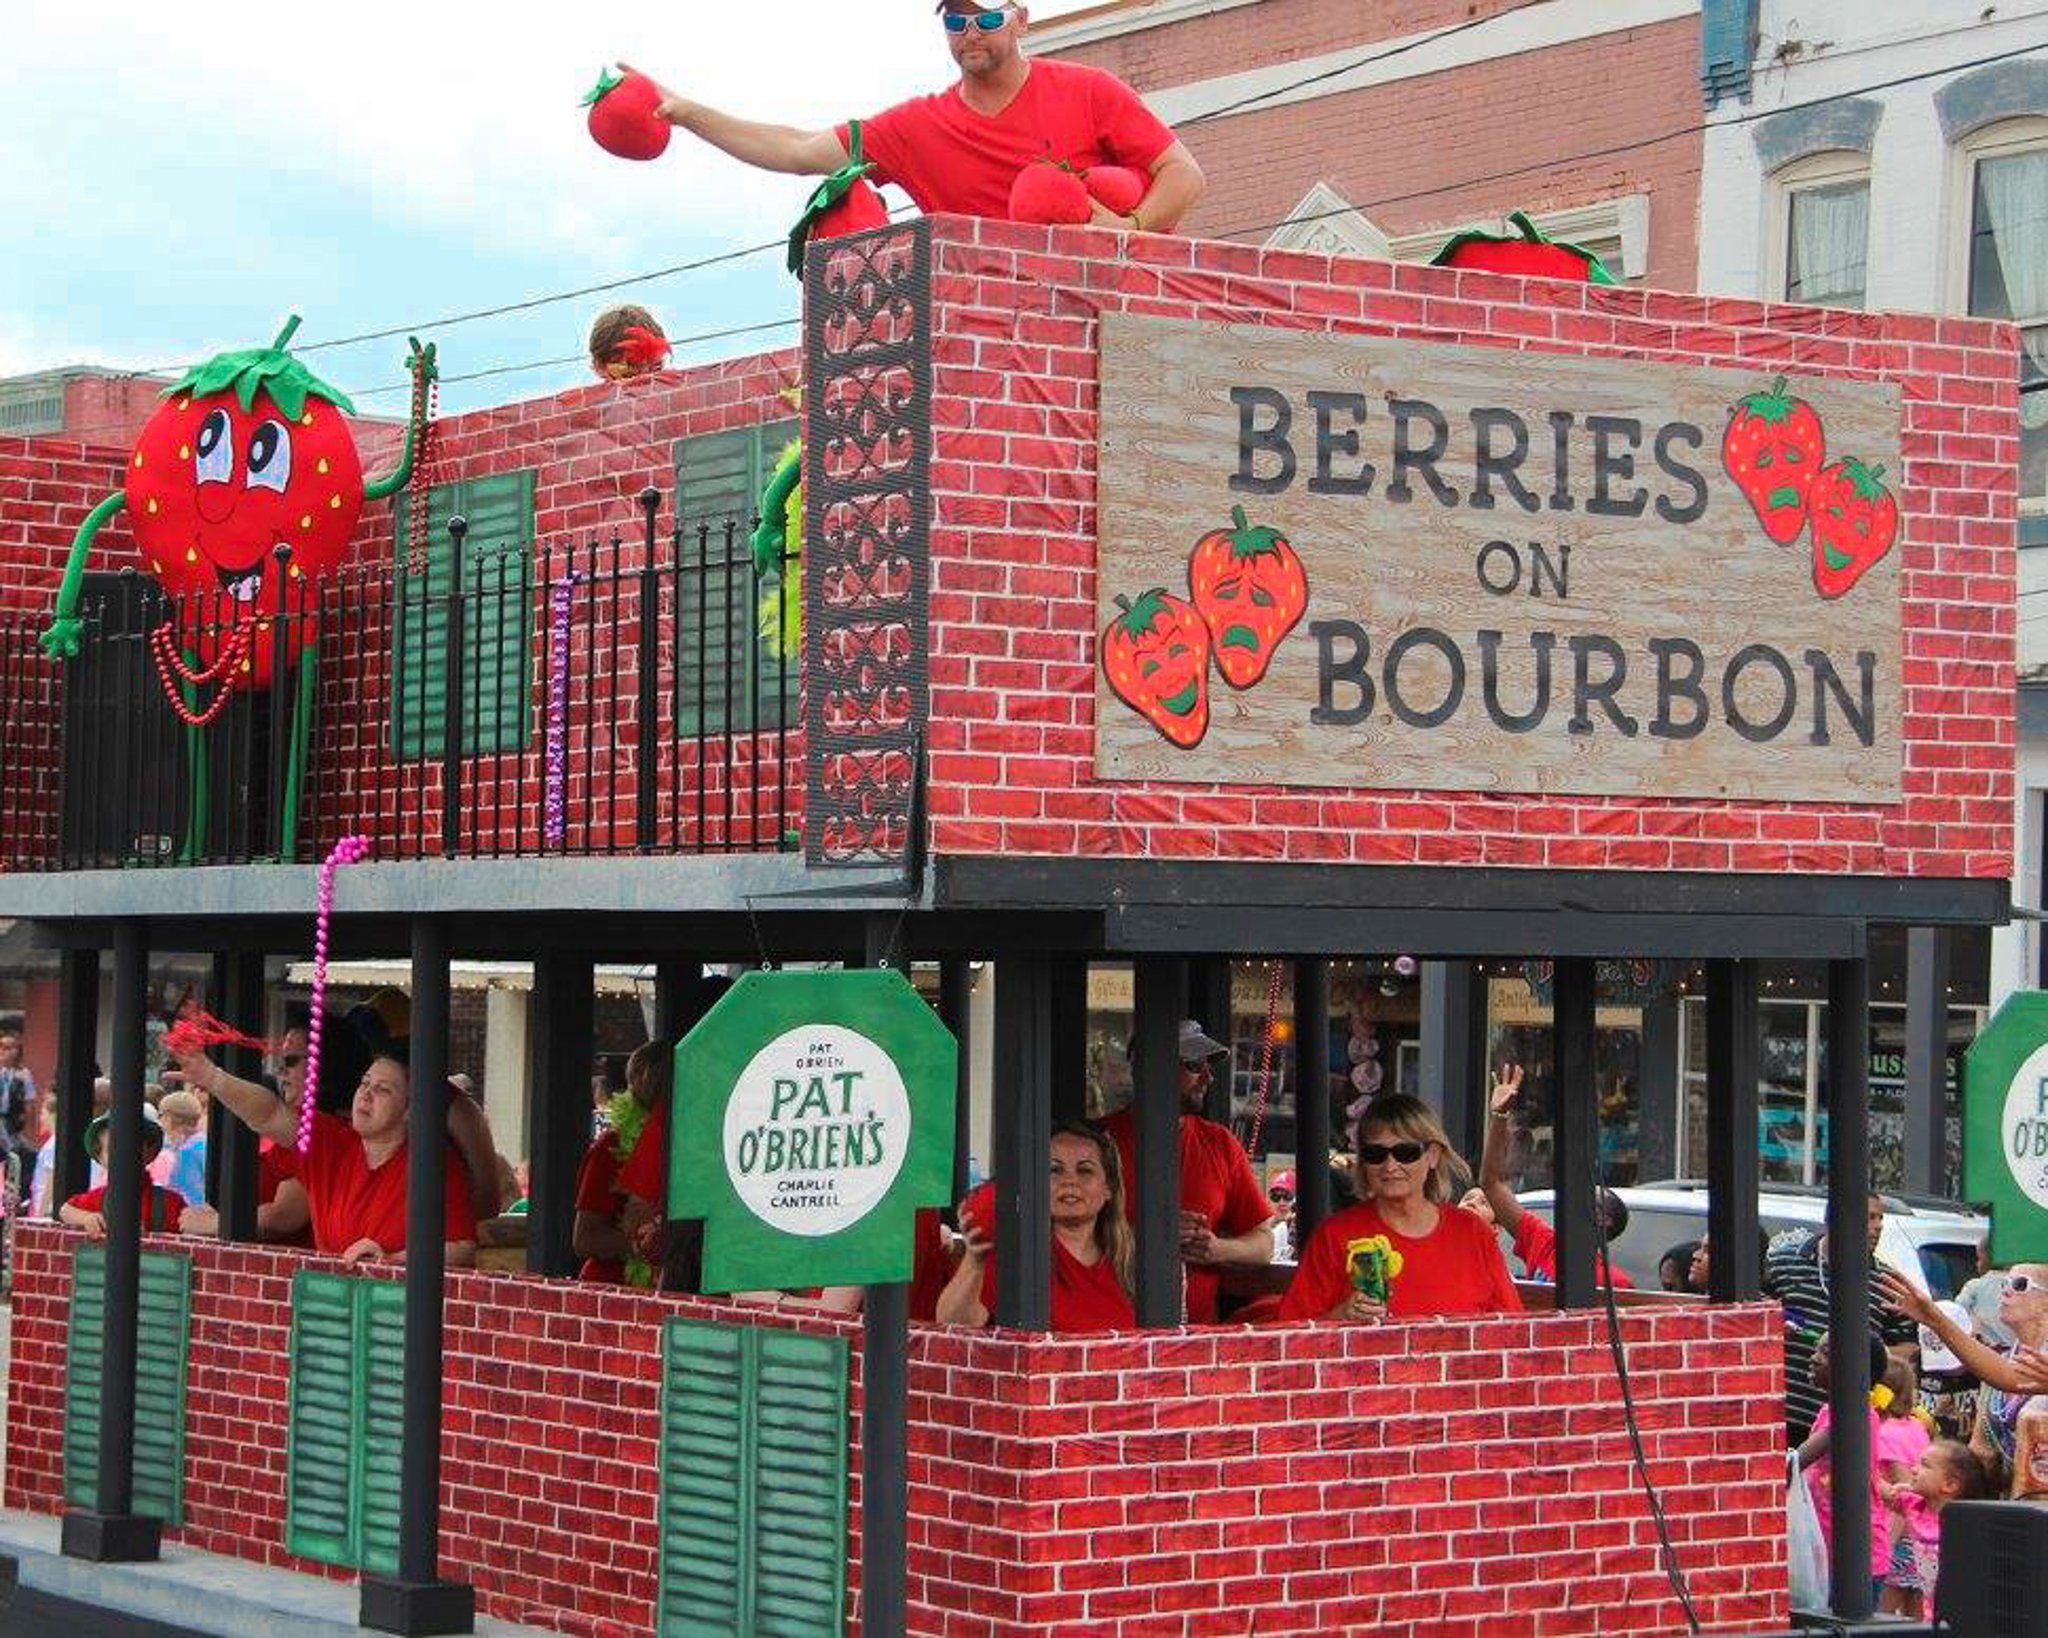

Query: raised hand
left=1490, top=1061, right=1525, bottom=1117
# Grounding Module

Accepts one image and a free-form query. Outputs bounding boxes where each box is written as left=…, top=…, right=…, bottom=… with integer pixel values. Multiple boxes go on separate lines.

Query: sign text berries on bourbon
left=1094, top=312, right=1904, bottom=802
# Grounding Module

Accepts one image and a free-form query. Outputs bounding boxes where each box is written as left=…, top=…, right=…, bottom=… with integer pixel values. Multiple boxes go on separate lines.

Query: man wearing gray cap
left=627, top=2, right=1205, bottom=233
left=1104, top=1019, right=1276, bottom=1322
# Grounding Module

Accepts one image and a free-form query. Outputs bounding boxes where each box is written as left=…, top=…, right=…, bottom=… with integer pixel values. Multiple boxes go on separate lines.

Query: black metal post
left=1825, top=955, right=1874, bottom=1624
left=1131, top=956, right=1186, bottom=1328
left=1190, top=957, right=1233, bottom=1125
left=361, top=915, right=474, bottom=1635
left=1902, top=927, right=1951, bottom=1196
left=1419, top=960, right=1484, bottom=1163
left=1550, top=956, right=1599, bottom=1308
left=861, top=915, right=909, bottom=1638
left=939, top=959, right=973, bottom=1201
left=62, top=919, right=159, bottom=1562
left=1293, top=958, right=1331, bottom=1248
left=1706, top=959, right=1762, bottom=1301
left=991, top=954, right=1052, bottom=1330
left=266, top=544, right=293, bottom=858
left=1636, top=991, right=1681, bottom=1185
left=525, top=951, right=593, bottom=1279
left=1049, top=956, right=1088, bottom=1125
left=653, top=958, right=707, bottom=1044
left=439, top=518, right=467, bottom=860
left=54, top=946, right=101, bottom=1208
left=213, top=950, right=265, bottom=1241
left=635, top=487, right=661, bottom=853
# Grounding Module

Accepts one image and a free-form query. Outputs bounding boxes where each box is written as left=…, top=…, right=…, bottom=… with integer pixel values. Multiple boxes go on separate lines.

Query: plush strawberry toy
left=786, top=121, right=891, bottom=274
left=42, top=316, right=434, bottom=690
left=584, top=67, right=671, bottom=162
left=1009, top=158, right=1092, bottom=225
left=1430, top=211, right=1617, bottom=285
left=1084, top=165, right=1146, bottom=216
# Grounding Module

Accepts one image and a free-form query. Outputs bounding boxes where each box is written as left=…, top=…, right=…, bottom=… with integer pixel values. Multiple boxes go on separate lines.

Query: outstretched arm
left=176, top=1049, right=297, bottom=1145
left=625, top=64, right=849, bottom=175
left=362, top=339, right=436, bottom=502
left=41, top=491, right=128, bottom=659
left=1878, top=1270, right=2048, bottom=1393
left=1479, top=1063, right=1528, bottom=1230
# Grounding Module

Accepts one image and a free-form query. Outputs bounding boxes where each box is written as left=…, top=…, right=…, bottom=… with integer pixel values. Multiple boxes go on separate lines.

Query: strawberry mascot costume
left=41, top=316, right=436, bottom=858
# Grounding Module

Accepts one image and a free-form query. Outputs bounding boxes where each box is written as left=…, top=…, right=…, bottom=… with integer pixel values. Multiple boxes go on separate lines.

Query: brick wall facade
left=9, top=1223, right=1789, bottom=1636
left=918, top=215, right=2018, bottom=880
left=1041, top=4, right=1702, bottom=289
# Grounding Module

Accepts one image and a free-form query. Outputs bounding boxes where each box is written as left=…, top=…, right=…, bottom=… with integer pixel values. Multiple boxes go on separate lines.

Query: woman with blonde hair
left=938, top=1121, right=1135, bottom=1331
left=1279, top=1093, right=1521, bottom=1322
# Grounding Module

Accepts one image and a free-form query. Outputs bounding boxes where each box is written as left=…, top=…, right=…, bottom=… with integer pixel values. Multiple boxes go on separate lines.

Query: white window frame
left=1268, top=188, right=1650, bottom=283
left=1764, top=150, right=1871, bottom=309
left=1946, top=116, right=2048, bottom=523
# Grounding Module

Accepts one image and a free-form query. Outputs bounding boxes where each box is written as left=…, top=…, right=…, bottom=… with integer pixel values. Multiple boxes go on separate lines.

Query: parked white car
left=1512, top=1180, right=1985, bottom=1297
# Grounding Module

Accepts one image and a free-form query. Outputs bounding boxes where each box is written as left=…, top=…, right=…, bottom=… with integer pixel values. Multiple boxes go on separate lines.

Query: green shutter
left=285, top=1270, right=362, bottom=1565
left=286, top=1272, right=408, bottom=1571
left=674, top=423, right=798, bottom=736
left=358, top=1282, right=406, bottom=1577
left=64, top=1245, right=190, bottom=1525
left=750, top=1330, right=850, bottom=1636
left=656, top=1319, right=848, bottom=1638
left=392, top=469, right=535, bottom=759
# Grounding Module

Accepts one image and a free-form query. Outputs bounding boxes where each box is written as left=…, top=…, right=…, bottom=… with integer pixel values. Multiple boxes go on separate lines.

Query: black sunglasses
left=1359, top=1141, right=1427, bottom=1166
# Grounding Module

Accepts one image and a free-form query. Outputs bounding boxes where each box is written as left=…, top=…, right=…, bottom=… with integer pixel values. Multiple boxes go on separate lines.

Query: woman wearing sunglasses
left=619, top=2, right=1204, bottom=234
left=1876, top=1264, right=2048, bottom=1498
left=1277, top=1094, right=1521, bottom=1322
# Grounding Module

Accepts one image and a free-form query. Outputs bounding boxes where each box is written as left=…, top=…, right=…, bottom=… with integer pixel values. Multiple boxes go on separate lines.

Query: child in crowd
left=58, top=1113, right=185, bottom=1238
left=1796, top=1331, right=1893, bottom=1602
left=155, top=1089, right=208, bottom=1205
left=1882, top=1439, right=1991, bottom=1621
left=1874, top=1355, right=1931, bottom=1612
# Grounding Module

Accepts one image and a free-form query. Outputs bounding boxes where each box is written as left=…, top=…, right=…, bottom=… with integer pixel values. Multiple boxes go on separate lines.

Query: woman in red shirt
left=1279, top=1094, right=1521, bottom=1322
left=938, top=1122, right=1134, bottom=1332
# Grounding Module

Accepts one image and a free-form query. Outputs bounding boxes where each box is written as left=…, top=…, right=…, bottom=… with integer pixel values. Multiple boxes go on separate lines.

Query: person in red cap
left=625, top=3, right=1205, bottom=232
left=1102, top=1019, right=1276, bottom=1323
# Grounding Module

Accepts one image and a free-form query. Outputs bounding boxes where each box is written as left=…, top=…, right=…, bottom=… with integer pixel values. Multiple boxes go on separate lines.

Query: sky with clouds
left=2, top=0, right=1105, bottom=428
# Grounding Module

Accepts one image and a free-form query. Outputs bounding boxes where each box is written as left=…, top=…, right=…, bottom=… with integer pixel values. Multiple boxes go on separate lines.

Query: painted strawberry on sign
left=1186, top=505, right=1309, bottom=689
left=1722, top=376, right=1826, bottom=545
left=1808, top=457, right=1898, bottom=599
left=1101, top=588, right=1211, bottom=748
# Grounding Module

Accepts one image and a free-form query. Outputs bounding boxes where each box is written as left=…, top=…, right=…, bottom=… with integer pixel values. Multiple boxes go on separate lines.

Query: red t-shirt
left=615, top=1095, right=668, bottom=1206
left=838, top=59, right=1175, bottom=220
left=908, top=1206, right=955, bottom=1324
left=1278, top=1200, right=1523, bottom=1322
left=66, top=1181, right=185, bottom=1235
left=1511, top=1213, right=1635, bottom=1288
left=574, top=1131, right=628, bottom=1284
left=257, top=1139, right=315, bottom=1248
left=977, top=1233, right=1135, bottom=1333
left=296, top=1111, right=477, bottom=1257
left=1102, top=1108, right=1273, bottom=1323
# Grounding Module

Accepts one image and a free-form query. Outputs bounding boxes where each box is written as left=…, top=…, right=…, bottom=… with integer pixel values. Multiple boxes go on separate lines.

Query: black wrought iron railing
left=0, top=492, right=803, bottom=870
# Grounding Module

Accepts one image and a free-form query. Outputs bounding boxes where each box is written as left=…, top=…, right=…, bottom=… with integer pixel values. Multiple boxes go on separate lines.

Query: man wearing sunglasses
left=625, top=2, right=1204, bottom=233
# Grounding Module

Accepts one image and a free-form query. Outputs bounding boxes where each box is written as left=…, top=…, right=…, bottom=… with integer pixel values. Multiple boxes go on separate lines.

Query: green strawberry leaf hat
left=165, top=315, right=356, bottom=422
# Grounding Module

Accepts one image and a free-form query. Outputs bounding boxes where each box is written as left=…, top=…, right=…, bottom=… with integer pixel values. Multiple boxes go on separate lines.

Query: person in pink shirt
left=1796, top=1331, right=1894, bottom=1594
left=1882, top=1438, right=1991, bottom=1622
left=1872, top=1355, right=1930, bottom=1611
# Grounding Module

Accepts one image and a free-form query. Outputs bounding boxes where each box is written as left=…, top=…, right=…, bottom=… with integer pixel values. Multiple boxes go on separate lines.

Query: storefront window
left=1485, top=975, right=1644, bottom=1189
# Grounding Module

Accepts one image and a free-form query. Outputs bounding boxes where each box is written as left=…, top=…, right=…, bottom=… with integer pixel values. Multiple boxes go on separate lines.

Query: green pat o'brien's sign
left=1964, top=991, right=2048, bottom=1262
left=668, top=969, right=957, bottom=1292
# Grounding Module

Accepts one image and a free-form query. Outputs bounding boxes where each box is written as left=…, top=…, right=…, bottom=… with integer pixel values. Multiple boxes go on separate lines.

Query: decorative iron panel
left=801, top=220, right=931, bottom=868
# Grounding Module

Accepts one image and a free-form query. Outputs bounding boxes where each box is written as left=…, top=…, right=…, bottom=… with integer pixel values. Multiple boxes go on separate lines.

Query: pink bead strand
left=300, top=834, right=371, bottom=1154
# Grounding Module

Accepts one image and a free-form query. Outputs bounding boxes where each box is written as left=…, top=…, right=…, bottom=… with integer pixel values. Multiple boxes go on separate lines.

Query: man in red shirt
left=175, top=1045, right=476, bottom=1265
left=628, top=2, right=1205, bottom=233
left=1478, top=1062, right=1634, bottom=1288
left=1103, top=1019, right=1276, bottom=1323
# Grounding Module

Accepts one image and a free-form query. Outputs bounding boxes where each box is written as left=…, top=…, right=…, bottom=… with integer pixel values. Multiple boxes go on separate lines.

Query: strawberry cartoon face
left=124, top=319, right=366, bottom=683
left=1808, top=457, right=1898, bottom=599
left=1186, top=505, right=1310, bottom=689
left=1101, top=588, right=1211, bottom=748
left=1723, top=377, right=1826, bottom=545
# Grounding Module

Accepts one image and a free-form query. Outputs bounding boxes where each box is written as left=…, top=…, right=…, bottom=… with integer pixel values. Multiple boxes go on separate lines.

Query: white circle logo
left=722, top=1025, right=910, bottom=1237
left=2000, top=1041, right=2048, bottom=1213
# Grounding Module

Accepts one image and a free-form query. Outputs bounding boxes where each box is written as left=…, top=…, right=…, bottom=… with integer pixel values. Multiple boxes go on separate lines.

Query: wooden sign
left=1094, top=312, right=1904, bottom=802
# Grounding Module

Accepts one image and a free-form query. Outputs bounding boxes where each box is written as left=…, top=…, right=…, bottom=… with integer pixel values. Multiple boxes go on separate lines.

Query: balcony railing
left=0, top=493, right=802, bottom=870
